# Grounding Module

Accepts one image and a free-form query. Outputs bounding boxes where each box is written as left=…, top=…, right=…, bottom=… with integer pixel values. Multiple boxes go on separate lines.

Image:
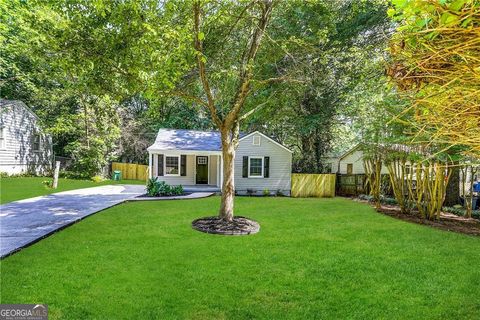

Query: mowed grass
left=0, top=177, right=145, bottom=204
left=1, top=197, right=480, bottom=319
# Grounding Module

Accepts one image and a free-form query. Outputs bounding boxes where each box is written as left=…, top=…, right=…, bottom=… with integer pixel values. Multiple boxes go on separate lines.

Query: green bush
left=42, top=180, right=53, bottom=188
left=59, top=170, right=90, bottom=180
left=443, top=207, right=480, bottom=219
left=91, top=175, right=105, bottom=183
left=146, top=178, right=183, bottom=197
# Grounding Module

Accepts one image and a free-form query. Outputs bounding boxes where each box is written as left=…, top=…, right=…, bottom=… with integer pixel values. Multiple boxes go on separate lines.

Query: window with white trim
left=253, top=135, right=261, bottom=146
left=33, top=133, right=41, bottom=151
left=249, top=156, right=263, bottom=178
left=165, top=155, right=180, bottom=176
left=0, top=127, right=5, bottom=149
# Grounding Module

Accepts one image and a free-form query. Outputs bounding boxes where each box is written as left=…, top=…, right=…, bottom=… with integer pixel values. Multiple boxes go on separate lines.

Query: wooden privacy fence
left=291, top=174, right=336, bottom=198
left=111, top=162, right=149, bottom=181
left=336, top=174, right=367, bottom=196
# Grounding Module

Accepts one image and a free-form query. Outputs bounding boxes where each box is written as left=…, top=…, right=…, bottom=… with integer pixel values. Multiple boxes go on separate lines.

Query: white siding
left=0, top=100, right=52, bottom=175
left=151, top=153, right=195, bottom=185
left=338, top=150, right=389, bottom=174
left=234, top=133, right=292, bottom=195
left=150, top=153, right=220, bottom=187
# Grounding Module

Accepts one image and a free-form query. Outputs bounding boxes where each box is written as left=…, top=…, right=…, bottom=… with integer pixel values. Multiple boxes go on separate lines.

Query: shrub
left=0, top=172, right=9, bottom=178
left=42, top=180, right=53, bottom=188
left=443, top=207, right=480, bottom=220
left=91, top=175, right=105, bottom=183
left=263, top=188, right=270, bottom=196
left=59, top=170, right=90, bottom=180
left=146, top=178, right=183, bottom=197
left=170, top=185, right=184, bottom=196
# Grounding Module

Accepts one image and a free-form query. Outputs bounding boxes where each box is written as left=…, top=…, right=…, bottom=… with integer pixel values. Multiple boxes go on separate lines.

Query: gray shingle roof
left=148, top=128, right=244, bottom=151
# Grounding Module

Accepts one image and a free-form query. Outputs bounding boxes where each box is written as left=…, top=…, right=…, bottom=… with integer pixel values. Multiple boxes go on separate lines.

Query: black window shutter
left=242, top=156, right=248, bottom=178
left=158, top=154, right=164, bottom=176
left=264, top=156, right=270, bottom=178
left=180, top=155, right=187, bottom=176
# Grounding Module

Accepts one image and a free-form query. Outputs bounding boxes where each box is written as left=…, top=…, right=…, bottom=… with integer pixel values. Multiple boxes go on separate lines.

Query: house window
left=165, top=156, right=180, bottom=176
left=347, top=163, right=353, bottom=174
left=0, top=127, right=5, bottom=149
left=249, top=157, right=263, bottom=178
left=33, top=133, right=41, bottom=151
left=253, top=135, right=261, bottom=146
left=197, top=157, right=207, bottom=165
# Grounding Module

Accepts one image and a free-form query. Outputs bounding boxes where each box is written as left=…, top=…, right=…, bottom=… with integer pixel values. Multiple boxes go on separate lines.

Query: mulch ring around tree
left=192, top=216, right=260, bottom=235
left=354, top=199, right=480, bottom=236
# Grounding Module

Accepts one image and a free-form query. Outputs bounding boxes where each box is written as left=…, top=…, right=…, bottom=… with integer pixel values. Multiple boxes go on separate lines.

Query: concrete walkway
left=0, top=185, right=144, bottom=258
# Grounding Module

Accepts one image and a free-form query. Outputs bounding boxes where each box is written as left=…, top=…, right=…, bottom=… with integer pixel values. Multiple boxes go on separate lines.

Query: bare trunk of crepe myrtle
left=219, top=142, right=235, bottom=221
left=193, top=1, right=273, bottom=221
left=218, top=124, right=240, bottom=221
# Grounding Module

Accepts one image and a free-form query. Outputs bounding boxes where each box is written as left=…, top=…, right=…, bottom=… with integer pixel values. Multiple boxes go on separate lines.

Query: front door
left=196, top=156, right=209, bottom=184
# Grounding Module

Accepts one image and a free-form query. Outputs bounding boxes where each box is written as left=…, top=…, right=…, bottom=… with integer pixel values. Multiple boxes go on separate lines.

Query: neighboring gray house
left=147, top=129, right=293, bottom=195
left=0, top=100, right=53, bottom=175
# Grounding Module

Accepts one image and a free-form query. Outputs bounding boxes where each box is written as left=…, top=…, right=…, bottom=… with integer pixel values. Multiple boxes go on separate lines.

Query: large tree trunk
left=219, top=142, right=235, bottom=221
left=218, top=125, right=238, bottom=221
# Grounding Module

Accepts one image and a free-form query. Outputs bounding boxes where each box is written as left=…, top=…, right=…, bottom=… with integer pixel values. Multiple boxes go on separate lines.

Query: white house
left=0, top=100, right=53, bottom=175
left=329, top=144, right=389, bottom=175
left=147, top=129, right=293, bottom=195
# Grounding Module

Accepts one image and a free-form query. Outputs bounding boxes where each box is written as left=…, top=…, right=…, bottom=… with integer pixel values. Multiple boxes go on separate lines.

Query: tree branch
left=224, top=0, right=274, bottom=126
left=193, top=1, right=222, bottom=126
left=239, top=91, right=276, bottom=120
left=166, top=90, right=210, bottom=108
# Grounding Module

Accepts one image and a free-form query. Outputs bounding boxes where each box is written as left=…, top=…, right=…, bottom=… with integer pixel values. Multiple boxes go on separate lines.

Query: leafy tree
left=245, top=0, right=393, bottom=172
left=185, top=0, right=276, bottom=221
left=387, top=0, right=480, bottom=156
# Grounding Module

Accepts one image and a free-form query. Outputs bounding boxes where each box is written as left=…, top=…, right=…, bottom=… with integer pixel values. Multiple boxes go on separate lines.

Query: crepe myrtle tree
left=191, top=0, right=274, bottom=221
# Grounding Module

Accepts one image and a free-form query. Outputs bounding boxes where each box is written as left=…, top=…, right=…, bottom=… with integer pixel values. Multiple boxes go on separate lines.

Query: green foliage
left=146, top=178, right=184, bottom=197
left=388, top=0, right=480, bottom=155
left=91, top=175, right=105, bottom=183
left=443, top=207, right=480, bottom=219
left=42, top=180, right=53, bottom=188
left=244, top=0, right=393, bottom=171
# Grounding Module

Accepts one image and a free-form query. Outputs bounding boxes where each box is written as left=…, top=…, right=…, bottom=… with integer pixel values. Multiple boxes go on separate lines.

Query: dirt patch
left=353, top=199, right=480, bottom=236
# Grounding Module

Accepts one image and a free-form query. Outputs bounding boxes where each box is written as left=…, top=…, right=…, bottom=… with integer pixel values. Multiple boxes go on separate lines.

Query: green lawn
left=1, top=196, right=479, bottom=319
left=0, top=177, right=145, bottom=204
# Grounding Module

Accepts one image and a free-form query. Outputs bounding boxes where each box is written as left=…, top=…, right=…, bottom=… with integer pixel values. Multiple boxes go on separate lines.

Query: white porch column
left=148, top=152, right=153, bottom=179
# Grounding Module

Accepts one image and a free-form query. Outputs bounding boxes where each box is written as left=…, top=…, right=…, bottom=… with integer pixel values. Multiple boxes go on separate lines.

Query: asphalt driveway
left=0, top=184, right=144, bottom=258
